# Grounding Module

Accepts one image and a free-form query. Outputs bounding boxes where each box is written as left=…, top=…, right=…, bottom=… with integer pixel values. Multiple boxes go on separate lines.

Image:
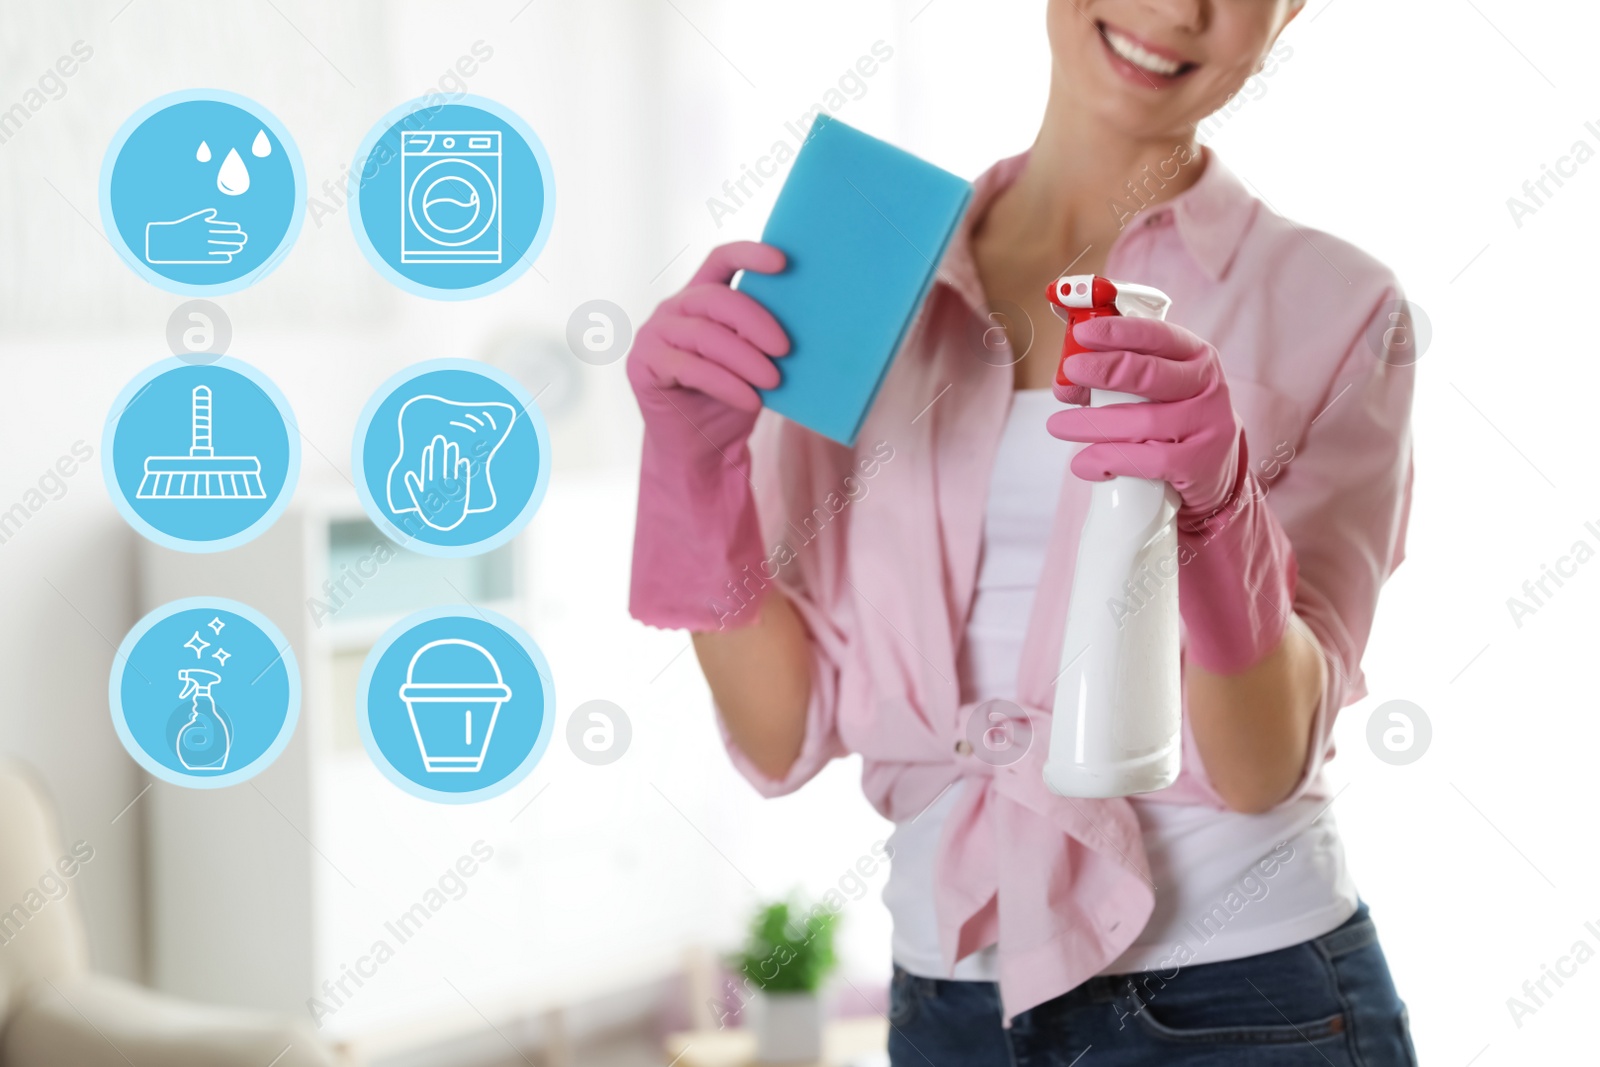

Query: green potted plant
left=732, top=898, right=838, bottom=1063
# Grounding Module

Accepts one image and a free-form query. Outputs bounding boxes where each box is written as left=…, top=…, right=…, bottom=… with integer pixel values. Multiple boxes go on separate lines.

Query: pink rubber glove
left=627, top=242, right=790, bottom=631
left=1045, top=316, right=1297, bottom=674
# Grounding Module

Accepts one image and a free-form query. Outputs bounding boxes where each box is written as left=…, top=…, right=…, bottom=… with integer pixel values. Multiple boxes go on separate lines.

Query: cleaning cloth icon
left=175, top=668, right=230, bottom=771
left=384, top=395, right=516, bottom=531
left=137, top=385, right=266, bottom=500
left=398, top=639, right=512, bottom=773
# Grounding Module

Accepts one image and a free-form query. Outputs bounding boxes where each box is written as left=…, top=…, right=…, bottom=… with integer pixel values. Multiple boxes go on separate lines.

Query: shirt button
left=954, top=739, right=973, bottom=756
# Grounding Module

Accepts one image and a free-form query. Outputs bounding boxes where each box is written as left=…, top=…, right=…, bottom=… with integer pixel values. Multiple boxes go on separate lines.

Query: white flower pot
left=750, top=990, right=823, bottom=1064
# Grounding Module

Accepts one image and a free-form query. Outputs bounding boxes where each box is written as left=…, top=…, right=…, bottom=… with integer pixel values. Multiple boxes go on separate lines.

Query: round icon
left=100, top=90, right=306, bottom=296
left=348, top=95, right=556, bottom=300
left=352, top=358, right=551, bottom=557
left=1366, top=699, right=1432, bottom=766
left=102, top=357, right=300, bottom=552
left=967, top=301, right=1033, bottom=368
left=166, top=299, right=232, bottom=363
left=566, top=699, right=632, bottom=765
left=110, top=597, right=300, bottom=788
left=566, top=300, right=633, bottom=366
left=1365, top=299, right=1431, bottom=367
left=357, top=607, right=555, bottom=803
left=964, top=699, right=1034, bottom=767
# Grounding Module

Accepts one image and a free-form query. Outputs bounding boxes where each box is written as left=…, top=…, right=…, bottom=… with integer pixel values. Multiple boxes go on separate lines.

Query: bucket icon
left=398, top=639, right=512, bottom=773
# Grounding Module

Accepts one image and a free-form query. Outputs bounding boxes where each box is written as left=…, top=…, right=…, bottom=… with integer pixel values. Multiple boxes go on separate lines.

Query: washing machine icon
left=400, top=131, right=502, bottom=264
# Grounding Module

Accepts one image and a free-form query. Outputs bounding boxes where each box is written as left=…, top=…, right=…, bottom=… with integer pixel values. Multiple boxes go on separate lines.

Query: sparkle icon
left=184, top=632, right=211, bottom=657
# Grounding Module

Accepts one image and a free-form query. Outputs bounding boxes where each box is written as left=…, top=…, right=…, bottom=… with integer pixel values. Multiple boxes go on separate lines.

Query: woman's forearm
left=691, top=588, right=813, bottom=781
left=1185, top=618, right=1323, bottom=814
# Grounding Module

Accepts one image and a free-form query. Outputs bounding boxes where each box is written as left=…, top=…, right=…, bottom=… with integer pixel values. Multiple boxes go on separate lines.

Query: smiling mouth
left=1097, top=21, right=1199, bottom=81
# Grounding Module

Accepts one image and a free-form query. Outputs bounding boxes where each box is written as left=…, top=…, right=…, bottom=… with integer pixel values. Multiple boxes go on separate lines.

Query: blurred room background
left=0, top=0, right=1597, bottom=1063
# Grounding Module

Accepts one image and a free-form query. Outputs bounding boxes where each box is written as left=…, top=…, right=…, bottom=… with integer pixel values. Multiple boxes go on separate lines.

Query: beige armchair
left=0, top=763, right=337, bottom=1067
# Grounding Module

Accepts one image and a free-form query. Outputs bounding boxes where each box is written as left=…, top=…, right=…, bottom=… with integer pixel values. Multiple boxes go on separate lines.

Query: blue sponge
left=737, top=114, right=972, bottom=446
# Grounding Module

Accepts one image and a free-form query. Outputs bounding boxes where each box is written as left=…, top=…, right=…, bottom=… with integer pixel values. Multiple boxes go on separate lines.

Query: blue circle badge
left=103, top=358, right=300, bottom=552
left=101, top=90, right=306, bottom=295
left=111, top=598, right=300, bottom=788
left=352, top=359, right=550, bottom=557
left=348, top=95, right=555, bottom=299
left=358, top=608, right=554, bottom=803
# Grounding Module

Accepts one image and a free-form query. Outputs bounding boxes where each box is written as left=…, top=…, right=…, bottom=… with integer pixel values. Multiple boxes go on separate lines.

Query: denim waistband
left=894, top=901, right=1376, bottom=1007
left=1088, top=900, right=1376, bottom=1003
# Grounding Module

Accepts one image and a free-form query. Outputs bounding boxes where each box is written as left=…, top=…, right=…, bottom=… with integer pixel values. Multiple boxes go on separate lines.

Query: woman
left=628, top=0, right=1418, bottom=1062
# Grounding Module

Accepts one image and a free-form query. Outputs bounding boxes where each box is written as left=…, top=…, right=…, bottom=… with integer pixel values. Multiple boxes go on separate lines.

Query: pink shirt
left=720, top=147, right=1415, bottom=1020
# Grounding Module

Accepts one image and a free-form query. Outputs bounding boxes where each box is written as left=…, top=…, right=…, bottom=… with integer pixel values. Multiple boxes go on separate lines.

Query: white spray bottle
left=176, top=668, right=231, bottom=772
left=1041, top=274, right=1183, bottom=798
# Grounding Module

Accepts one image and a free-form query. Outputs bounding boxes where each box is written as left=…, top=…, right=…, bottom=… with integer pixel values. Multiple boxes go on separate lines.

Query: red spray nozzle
left=1049, top=275, right=1122, bottom=389
left=1047, top=274, right=1119, bottom=312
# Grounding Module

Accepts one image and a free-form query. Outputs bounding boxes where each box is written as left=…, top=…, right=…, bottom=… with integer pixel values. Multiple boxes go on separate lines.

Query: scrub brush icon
left=137, top=385, right=266, bottom=500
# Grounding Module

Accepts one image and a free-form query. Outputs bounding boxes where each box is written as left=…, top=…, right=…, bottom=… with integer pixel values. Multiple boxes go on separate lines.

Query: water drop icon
left=217, top=147, right=251, bottom=196
left=251, top=129, right=271, bottom=158
left=196, top=141, right=211, bottom=163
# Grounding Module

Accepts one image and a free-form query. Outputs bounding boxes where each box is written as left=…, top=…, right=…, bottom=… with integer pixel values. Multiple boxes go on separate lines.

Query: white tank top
left=881, top=389, right=1357, bottom=980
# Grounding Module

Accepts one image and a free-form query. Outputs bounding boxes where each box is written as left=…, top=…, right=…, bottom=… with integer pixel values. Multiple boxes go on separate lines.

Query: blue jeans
left=887, top=902, right=1416, bottom=1066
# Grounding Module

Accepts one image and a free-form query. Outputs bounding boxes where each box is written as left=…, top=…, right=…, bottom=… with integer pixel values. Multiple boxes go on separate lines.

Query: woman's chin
left=1068, top=80, right=1196, bottom=142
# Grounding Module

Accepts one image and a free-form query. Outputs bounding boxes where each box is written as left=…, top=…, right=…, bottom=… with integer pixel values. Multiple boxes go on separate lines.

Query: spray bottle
left=175, top=668, right=230, bottom=772
left=1041, top=274, right=1183, bottom=798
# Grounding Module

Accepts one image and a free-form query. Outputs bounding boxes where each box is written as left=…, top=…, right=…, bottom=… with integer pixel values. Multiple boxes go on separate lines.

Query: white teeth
left=1104, top=28, right=1185, bottom=77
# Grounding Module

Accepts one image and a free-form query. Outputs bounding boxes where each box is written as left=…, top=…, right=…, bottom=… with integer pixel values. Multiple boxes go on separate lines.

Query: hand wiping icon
left=354, top=361, right=549, bottom=556
left=385, top=396, right=516, bottom=533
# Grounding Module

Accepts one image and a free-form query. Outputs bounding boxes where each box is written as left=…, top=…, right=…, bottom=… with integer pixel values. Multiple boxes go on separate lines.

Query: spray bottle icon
left=175, top=668, right=230, bottom=771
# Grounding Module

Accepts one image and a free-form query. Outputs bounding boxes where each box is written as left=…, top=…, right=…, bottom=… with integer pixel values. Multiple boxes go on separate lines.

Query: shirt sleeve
left=713, top=412, right=855, bottom=797
left=1267, top=285, right=1417, bottom=800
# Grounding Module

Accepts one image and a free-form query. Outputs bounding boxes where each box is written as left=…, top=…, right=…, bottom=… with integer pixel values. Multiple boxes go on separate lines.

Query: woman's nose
left=1134, top=0, right=1207, bottom=35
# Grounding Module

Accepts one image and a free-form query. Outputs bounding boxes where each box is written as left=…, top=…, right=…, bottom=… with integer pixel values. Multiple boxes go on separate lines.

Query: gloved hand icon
left=404, top=434, right=472, bottom=532
left=145, top=208, right=249, bottom=266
